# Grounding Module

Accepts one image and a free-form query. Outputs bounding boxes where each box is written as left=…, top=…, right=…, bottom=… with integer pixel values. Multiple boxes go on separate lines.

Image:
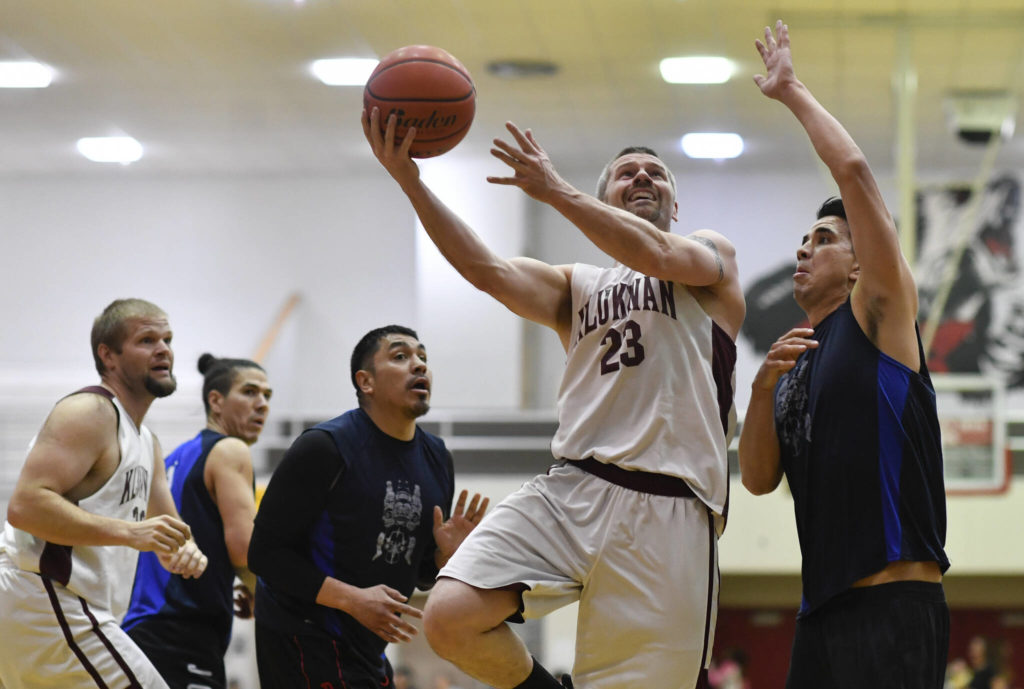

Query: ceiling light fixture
left=680, top=132, right=744, bottom=159
left=76, top=136, right=144, bottom=164
left=659, top=56, right=734, bottom=84
left=311, top=58, right=379, bottom=86
left=0, top=61, right=54, bottom=88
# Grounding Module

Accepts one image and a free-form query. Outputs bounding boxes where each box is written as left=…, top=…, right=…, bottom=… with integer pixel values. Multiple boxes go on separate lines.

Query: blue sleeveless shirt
left=123, top=429, right=242, bottom=649
left=773, top=299, right=950, bottom=616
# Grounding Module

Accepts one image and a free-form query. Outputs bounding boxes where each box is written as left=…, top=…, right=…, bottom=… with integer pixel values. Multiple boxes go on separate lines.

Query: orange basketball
left=364, top=45, right=476, bottom=158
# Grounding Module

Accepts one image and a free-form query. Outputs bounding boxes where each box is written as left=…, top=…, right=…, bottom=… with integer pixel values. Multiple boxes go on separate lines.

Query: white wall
left=416, top=156, right=526, bottom=408
left=0, top=172, right=417, bottom=413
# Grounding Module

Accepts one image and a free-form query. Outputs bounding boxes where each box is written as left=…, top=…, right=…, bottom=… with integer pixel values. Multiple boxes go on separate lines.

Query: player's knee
left=423, top=579, right=465, bottom=657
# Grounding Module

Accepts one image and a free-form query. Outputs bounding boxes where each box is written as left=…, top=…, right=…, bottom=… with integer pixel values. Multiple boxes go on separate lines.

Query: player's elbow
left=738, top=457, right=780, bottom=495
left=830, top=152, right=872, bottom=187
left=226, top=534, right=251, bottom=570
left=741, top=474, right=776, bottom=496
left=459, top=263, right=492, bottom=293
left=6, top=495, right=29, bottom=531
left=6, top=488, right=41, bottom=533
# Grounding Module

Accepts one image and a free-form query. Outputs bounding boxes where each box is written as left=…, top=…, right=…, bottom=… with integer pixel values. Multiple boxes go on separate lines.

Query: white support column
left=415, top=156, right=527, bottom=408
left=894, top=24, right=918, bottom=266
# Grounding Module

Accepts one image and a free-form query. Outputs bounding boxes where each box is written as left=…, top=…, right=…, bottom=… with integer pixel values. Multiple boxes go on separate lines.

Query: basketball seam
left=369, top=59, right=472, bottom=86
left=363, top=91, right=476, bottom=104
left=408, top=118, right=472, bottom=144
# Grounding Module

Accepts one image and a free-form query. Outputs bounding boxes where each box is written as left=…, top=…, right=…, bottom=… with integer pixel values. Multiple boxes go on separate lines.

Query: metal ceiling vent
left=486, top=59, right=559, bottom=79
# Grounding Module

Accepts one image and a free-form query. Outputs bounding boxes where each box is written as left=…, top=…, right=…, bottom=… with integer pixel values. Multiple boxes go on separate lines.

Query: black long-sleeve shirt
left=249, top=408, right=454, bottom=666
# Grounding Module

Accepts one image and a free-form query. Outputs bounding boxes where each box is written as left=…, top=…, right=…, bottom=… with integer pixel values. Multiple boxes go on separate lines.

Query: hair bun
left=197, top=353, right=218, bottom=375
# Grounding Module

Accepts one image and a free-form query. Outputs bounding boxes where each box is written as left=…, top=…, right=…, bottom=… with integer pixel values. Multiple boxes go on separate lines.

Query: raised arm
left=7, top=394, right=190, bottom=554
left=205, top=437, right=258, bottom=592
left=487, top=123, right=745, bottom=337
left=755, top=20, right=919, bottom=366
left=363, top=108, right=574, bottom=348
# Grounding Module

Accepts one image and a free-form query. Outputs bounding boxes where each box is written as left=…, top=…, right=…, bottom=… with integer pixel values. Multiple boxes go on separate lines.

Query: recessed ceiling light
left=76, top=137, right=143, bottom=164
left=311, top=58, right=379, bottom=86
left=681, top=133, right=744, bottom=159
left=0, top=61, right=54, bottom=88
left=659, top=56, right=734, bottom=84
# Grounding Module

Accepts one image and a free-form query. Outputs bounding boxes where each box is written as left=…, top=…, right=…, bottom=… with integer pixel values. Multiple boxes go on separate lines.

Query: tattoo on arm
left=690, top=235, right=724, bottom=282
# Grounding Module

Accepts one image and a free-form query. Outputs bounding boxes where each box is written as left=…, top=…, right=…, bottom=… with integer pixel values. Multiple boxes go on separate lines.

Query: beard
left=407, top=398, right=430, bottom=419
left=628, top=205, right=663, bottom=224
left=144, top=373, right=177, bottom=398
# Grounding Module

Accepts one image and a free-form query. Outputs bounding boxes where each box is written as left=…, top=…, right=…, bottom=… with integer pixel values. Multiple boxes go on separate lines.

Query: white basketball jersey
left=0, top=392, right=153, bottom=620
left=550, top=263, right=735, bottom=514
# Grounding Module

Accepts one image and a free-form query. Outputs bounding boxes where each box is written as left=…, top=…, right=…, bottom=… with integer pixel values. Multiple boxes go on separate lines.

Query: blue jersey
left=123, top=429, right=242, bottom=650
left=249, top=408, right=454, bottom=678
left=774, top=299, right=949, bottom=616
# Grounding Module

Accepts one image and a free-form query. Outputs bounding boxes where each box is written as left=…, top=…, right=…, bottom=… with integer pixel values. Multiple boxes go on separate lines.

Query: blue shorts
left=127, top=616, right=227, bottom=689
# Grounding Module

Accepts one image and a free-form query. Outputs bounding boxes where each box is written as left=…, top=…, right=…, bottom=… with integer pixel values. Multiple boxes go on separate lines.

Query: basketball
left=364, top=45, right=476, bottom=158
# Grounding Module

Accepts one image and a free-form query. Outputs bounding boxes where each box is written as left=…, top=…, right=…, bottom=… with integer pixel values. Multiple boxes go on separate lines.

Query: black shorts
left=786, top=581, right=949, bottom=689
left=255, top=622, right=393, bottom=689
left=126, top=616, right=227, bottom=689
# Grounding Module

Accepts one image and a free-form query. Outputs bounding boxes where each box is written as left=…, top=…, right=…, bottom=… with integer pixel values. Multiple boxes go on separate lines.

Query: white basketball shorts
left=439, top=462, right=719, bottom=689
left=0, top=552, right=169, bottom=689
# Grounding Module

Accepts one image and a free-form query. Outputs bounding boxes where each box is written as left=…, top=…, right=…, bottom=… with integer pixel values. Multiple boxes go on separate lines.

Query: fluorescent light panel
left=659, top=56, right=734, bottom=84
left=0, top=61, right=54, bottom=88
left=77, top=137, right=143, bottom=164
left=311, top=58, right=379, bottom=86
left=681, top=133, right=744, bottom=159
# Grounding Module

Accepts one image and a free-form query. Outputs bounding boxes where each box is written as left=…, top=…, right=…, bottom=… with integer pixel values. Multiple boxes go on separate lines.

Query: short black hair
left=816, top=196, right=847, bottom=222
left=350, top=325, right=419, bottom=404
left=197, top=353, right=264, bottom=415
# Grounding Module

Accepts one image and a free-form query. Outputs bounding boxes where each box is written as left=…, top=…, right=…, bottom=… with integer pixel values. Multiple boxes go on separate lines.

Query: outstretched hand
left=753, top=20, right=796, bottom=100
left=487, top=122, right=572, bottom=203
left=432, top=489, right=489, bottom=566
left=362, top=106, right=421, bottom=188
